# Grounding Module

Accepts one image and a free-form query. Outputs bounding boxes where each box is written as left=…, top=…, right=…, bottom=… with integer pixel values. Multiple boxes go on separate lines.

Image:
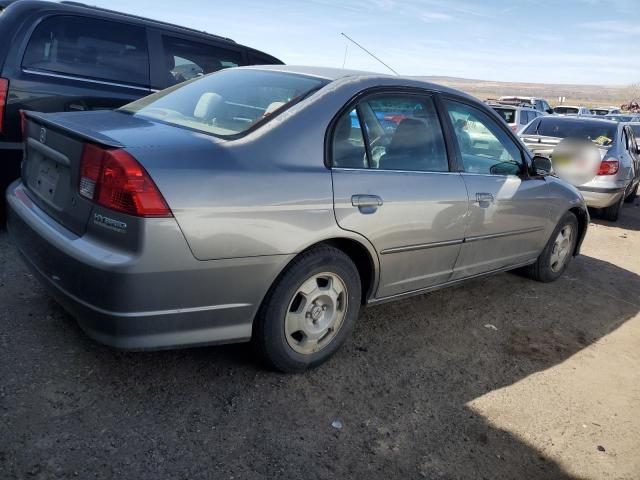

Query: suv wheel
left=521, top=211, right=578, bottom=282
left=253, top=246, right=361, bottom=372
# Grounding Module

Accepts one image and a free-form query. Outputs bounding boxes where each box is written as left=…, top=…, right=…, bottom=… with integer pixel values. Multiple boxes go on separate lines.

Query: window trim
left=20, top=13, right=151, bottom=88
left=440, top=95, right=531, bottom=178
left=325, top=86, right=456, bottom=173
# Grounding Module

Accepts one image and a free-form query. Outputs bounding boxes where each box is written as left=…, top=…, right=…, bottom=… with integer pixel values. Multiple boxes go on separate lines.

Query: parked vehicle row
left=1, top=0, right=634, bottom=373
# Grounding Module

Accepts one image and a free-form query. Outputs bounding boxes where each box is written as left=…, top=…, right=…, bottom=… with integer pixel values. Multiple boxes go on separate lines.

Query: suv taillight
left=597, top=158, right=619, bottom=176
left=0, top=78, right=8, bottom=133
left=79, top=143, right=172, bottom=217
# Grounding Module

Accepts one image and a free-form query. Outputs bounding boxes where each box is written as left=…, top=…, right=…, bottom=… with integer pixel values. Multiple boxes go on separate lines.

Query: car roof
left=239, top=65, right=482, bottom=99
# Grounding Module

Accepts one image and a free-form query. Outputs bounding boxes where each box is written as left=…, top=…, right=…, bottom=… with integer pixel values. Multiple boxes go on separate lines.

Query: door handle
left=351, top=194, right=383, bottom=214
left=475, top=192, right=494, bottom=207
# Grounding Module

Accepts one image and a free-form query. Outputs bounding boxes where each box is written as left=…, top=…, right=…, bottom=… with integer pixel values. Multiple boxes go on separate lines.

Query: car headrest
left=387, top=118, right=430, bottom=154
left=334, top=114, right=353, bottom=142
left=264, top=101, right=286, bottom=116
left=194, top=92, right=224, bottom=120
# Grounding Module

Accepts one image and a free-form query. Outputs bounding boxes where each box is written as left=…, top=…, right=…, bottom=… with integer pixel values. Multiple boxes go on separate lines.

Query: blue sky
left=96, top=0, right=639, bottom=85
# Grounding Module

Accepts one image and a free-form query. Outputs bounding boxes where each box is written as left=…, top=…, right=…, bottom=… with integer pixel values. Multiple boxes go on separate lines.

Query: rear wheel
left=521, top=211, right=578, bottom=282
left=601, top=195, right=623, bottom=221
left=252, top=246, right=361, bottom=373
left=624, top=183, right=638, bottom=203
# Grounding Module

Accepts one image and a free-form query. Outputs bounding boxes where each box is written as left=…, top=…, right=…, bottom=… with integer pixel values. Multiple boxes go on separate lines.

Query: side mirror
left=546, top=108, right=554, bottom=114
left=532, top=155, right=552, bottom=175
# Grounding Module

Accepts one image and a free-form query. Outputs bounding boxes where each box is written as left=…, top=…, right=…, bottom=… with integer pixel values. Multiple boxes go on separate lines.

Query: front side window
left=331, top=93, right=449, bottom=172
left=444, top=99, right=523, bottom=176
left=120, top=68, right=327, bottom=137
left=162, top=36, right=243, bottom=87
left=22, top=15, right=149, bottom=85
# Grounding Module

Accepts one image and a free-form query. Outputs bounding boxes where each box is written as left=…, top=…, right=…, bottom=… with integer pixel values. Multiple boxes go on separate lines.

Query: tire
left=252, top=245, right=361, bottom=373
left=600, top=195, right=623, bottom=221
left=521, top=211, right=578, bottom=283
left=624, top=183, right=638, bottom=203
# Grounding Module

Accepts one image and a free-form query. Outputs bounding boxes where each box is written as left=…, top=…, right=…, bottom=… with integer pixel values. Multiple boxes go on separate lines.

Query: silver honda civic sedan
left=7, top=65, right=589, bottom=372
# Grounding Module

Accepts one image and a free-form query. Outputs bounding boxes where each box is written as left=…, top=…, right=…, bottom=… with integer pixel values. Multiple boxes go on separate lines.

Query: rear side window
left=520, top=110, right=530, bottom=125
left=22, top=15, right=149, bottom=86
left=332, top=93, right=449, bottom=172
left=493, top=107, right=516, bottom=124
left=162, top=36, right=244, bottom=87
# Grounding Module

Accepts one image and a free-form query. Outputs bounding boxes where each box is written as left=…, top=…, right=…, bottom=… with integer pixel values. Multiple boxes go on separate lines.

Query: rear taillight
left=19, top=110, right=27, bottom=140
left=79, top=143, right=172, bottom=217
left=509, top=124, right=518, bottom=132
left=597, top=158, right=619, bottom=176
left=0, top=77, right=8, bottom=133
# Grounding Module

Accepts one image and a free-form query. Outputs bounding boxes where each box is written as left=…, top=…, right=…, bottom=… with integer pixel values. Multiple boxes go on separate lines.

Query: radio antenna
left=340, top=32, right=399, bottom=75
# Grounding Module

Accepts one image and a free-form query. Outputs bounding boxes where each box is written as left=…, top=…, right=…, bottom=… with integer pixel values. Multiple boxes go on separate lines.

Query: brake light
left=510, top=124, right=518, bottom=132
left=79, top=143, right=172, bottom=217
left=0, top=77, right=8, bottom=133
left=597, top=158, right=619, bottom=176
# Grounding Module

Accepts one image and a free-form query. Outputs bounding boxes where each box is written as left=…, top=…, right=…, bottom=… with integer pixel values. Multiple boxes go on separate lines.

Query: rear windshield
left=492, top=107, right=516, bottom=124
left=591, top=109, right=608, bottom=115
left=523, top=118, right=617, bottom=146
left=120, top=69, right=328, bottom=137
left=553, top=106, right=579, bottom=114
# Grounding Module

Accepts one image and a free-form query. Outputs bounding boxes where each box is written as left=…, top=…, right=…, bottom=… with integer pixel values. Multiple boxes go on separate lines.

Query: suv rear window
left=553, top=106, right=579, bottom=114
left=162, top=35, right=244, bottom=87
left=119, top=68, right=327, bottom=137
left=523, top=118, right=617, bottom=146
left=22, top=15, right=149, bottom=86
left=492, top=107, right=516, bottom=124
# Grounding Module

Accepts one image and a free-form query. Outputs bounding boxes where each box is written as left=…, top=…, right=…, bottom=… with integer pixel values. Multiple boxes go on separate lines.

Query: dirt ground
left=1, top=201, right=639, bottom=480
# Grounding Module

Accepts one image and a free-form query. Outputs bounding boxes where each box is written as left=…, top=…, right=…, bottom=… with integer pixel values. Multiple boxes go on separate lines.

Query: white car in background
left=488, top=103, right=546, bottom=133
left=553, top=105, right=591, bottom=116
left=591, top=106, right=621, bottom=116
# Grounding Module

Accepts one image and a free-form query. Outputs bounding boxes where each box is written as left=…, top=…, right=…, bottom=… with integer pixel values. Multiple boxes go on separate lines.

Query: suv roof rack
left=486, top=99, right=535, bottom=109
left=58, top=1, right=236, bottom=43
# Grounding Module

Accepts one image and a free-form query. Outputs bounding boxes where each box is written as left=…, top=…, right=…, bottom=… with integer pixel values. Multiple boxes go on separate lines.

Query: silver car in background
left=520, top=116, right=640, bottom=220
left=487, top=103, right=545, bottom=133
left=7, top=66, right=588, bottom=372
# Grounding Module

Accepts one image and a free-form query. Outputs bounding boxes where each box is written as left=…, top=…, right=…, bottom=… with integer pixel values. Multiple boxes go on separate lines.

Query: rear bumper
left=577, top=186, right=625, bottom=208
left=6, top=181, right=292, bottom=350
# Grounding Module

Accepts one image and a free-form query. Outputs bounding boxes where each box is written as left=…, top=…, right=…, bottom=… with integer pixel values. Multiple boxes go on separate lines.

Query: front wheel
left=521, top=212, right=578, bottom=282
left=252, top=246, right=361, bottom=373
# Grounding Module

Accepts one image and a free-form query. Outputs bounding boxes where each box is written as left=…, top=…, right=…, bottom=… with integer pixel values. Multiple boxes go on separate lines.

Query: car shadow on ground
left=1, top=234, right=639, bottom=479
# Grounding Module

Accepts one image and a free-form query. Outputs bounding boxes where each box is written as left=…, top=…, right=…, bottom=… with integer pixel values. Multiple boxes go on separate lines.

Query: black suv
left=0, top=0, right=282, bottom=214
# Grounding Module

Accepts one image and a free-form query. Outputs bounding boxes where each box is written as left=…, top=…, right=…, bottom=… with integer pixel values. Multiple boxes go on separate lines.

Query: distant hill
left=417, top=76, right=629, bottom=107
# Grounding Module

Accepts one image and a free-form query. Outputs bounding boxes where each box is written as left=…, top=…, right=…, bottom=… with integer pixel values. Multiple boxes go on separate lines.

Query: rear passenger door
left=330, top=91, right=469, bottom=298
left=17, top=15, right=150, bottom=114
left=442, top=98, right=551, bottom=279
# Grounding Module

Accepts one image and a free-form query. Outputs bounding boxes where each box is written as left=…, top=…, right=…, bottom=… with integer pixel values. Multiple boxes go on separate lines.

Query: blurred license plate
left=32, top=158, right=61, bottom=201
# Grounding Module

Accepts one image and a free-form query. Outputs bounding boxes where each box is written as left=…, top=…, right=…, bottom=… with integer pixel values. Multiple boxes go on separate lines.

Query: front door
left=441, top=98, right=552, bottom=279
left=330, top=91, right=469, bottom=298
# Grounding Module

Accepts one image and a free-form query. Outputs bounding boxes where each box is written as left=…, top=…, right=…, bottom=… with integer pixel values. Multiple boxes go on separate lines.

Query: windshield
left=120, top=69, right=328, bottom=137
left=630, top=124, right=640, bottom=137
left=553, top=106, right=579, bottom=114
left=523, top=118, right=617, bottom=146
left=492, top=107, right=516, bottom=124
